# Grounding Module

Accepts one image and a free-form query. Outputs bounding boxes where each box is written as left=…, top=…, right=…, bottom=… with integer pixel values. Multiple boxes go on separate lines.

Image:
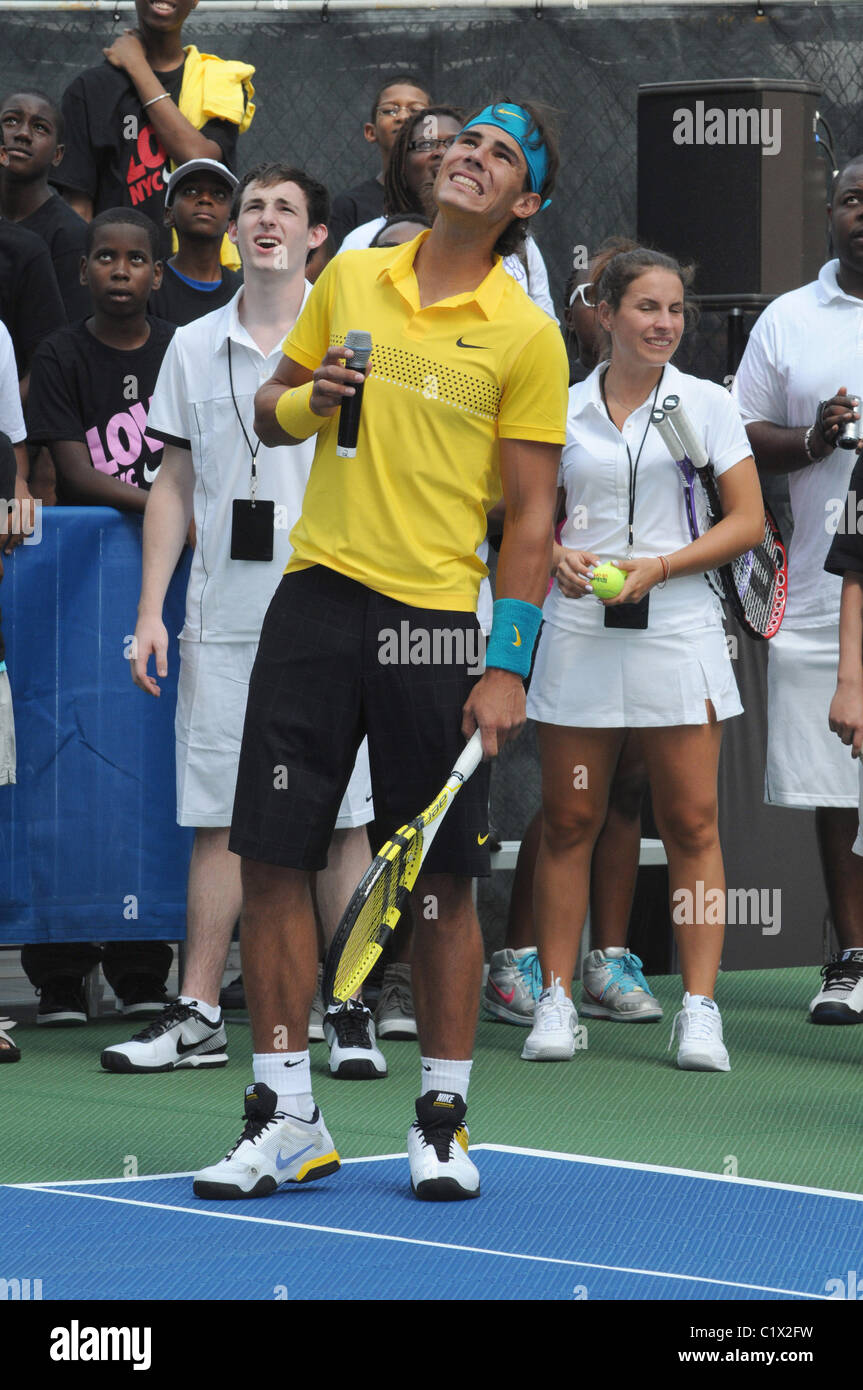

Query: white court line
left=10, top=1143, right=863, bottom=1203
left=7, top=1183, right=826, bottom=1300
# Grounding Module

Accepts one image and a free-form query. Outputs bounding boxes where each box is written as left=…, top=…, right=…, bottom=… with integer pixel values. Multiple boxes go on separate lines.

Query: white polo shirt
left=337, top=218, right=557, bottom=322
left=545, top=360, right=752, bottom=635
left=148, top=284, right=315, bottom=643
left=0, top=322, right=25, bottom=444
left=732, top=259, right=863, bottom=629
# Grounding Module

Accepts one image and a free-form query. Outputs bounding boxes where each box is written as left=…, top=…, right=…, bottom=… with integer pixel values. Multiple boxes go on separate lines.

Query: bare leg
left=504, top=808, right=543, bottom=950
left=240, top=859, right=318, bottom=1053
left=411, top=873, right=482, bottom=1058
left=641, top=711, right=725, bottom=998
left=533, top=724, right=625, bottom=997
left=314, top=825, right=372, bottom=943
left=181, top=828, right=242, bottom=1008
left=590, top=733, right=647, bottom=950
left=815, top=806, right=863, bottom=950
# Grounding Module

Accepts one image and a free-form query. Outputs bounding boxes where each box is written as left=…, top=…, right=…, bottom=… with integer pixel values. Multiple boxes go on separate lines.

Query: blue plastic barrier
left=0, top=508, right=193, bottom=942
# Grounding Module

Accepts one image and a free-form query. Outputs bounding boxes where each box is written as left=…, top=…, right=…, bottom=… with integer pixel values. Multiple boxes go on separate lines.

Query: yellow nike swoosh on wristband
left=512, top=625, right=522, bottom=647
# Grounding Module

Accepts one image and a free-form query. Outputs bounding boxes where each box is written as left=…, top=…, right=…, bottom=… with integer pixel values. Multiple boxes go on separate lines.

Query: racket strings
left=331, top=829, right=424, bottom=1000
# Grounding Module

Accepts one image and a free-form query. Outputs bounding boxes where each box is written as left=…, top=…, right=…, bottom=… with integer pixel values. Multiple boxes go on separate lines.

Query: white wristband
left=142, top=92, right=170, bottom=109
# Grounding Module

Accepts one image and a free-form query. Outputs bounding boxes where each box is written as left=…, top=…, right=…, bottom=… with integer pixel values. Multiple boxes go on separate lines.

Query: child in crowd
left=0, top=88, right=89, bottom=321
left=149, top=158, right=241, bottom=326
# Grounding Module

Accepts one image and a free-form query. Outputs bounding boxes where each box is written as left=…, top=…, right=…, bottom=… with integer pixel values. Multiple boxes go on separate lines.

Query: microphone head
left=344, top=330, right=373, bottom=371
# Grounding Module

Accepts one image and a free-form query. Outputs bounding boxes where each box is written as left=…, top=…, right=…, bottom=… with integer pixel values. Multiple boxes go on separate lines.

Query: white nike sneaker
left=669, top=992, right=730, bottom=1072
left=193, top=1083, right=340, bottom=1200
left=521, top=978, right=578, bottom=1061
left=101, top=1000, right=228, bottom=1073
left=324, top=999, right=387, bottom=1079
left=408, top=1091, right=480, bottom=1201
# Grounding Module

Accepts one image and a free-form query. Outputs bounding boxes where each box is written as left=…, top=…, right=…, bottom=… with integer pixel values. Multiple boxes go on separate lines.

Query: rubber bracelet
left=657, top=555, right=670, bottom=588
left=142, top=92, right=170, bottom=109
left=274, top=382, right=322, bottom=441
left=485, top=597, right=543, bottom=678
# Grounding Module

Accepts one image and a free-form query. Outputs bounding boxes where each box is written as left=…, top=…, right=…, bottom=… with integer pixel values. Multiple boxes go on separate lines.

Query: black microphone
left=336, top=330, right=373, bottom=459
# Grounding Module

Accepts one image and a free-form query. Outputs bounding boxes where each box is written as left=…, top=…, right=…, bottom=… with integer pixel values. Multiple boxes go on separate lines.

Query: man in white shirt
left=101, top=163, right=377, bottom=1074
left=733, top=154, right=863, bottom=1023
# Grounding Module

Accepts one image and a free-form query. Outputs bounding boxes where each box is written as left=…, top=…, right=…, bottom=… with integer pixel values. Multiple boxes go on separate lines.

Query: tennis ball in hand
left=590, top=562, right=627, bottom=599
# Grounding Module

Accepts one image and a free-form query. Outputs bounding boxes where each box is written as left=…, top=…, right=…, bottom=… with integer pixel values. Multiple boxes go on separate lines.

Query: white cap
left=164, top=158, right=239, bottom=209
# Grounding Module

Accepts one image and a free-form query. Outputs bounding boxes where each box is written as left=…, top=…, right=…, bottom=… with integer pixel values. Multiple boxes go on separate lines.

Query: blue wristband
left=485, top=598, right=543, bottom=678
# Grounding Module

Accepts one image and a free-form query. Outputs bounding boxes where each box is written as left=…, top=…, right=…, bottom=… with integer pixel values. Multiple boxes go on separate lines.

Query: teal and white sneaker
left=580, top=948, right=663, bottom=1022
left=193, top=1083, right=340, bottom=1199
left=669, top=993, right=730, bottom=1072
left=484, top=947, right=542, bottom=1025
left=408, top=1091, right=480, bottom=1201
left=521, top=978, right=578, bottom=1061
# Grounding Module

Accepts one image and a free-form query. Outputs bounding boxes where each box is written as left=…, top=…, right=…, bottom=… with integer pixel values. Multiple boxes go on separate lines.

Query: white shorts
left=765, top=624, right=858, bottom=809
left=176, top=639, right=373, bottom=829
left=0, top=670, right=15, bottom=785
left=526, top=621, right=742, bottom=727
left=855, top=762, right=863, bottom=857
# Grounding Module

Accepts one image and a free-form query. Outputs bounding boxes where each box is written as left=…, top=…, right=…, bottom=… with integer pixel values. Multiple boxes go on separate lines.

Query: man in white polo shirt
left=733, top=154, right=863, bottom=1023
left=101, top=162, right=378, bottom=1075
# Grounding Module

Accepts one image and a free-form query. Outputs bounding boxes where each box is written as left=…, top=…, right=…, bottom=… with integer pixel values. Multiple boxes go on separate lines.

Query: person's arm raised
left=132, top=444, right=194, bottom=697
left=254, top=345, right=366, bottom=448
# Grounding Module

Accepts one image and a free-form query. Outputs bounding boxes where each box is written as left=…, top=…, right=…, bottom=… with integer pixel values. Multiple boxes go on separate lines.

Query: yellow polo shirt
left=283, top=230, right=568, bottom=610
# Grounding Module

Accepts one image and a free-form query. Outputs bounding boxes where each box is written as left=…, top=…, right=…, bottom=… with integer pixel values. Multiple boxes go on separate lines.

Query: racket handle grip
left=452, top=728, right=485, bottom=782
left=662, top=397, right=709, bottom=471
left=651, top=408, right=686, bottom=462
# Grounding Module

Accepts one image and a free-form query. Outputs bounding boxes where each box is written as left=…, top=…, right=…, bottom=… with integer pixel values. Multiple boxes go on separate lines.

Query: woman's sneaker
left=408, top=1091, right=480, bottom=1201
left=100, top=1000, right=228, bottom=1073
left=668, top=993, right=730, bottom=1072
left=484, top=947, right=542, bottom=1025
left=521, top=978, right=578, bottom=1061
left=324, top=999, right=387, bottom=1079
left=193, top=1083, right=340, bottom=1199
left=580, top=948, right=663, bottom=1021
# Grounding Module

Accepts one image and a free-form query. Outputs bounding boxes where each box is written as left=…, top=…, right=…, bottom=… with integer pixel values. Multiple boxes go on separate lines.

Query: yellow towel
left=170, top=45, right=256, bottom=269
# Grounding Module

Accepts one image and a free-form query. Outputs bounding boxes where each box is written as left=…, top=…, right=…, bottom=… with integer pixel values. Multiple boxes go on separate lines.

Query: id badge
left=604, top=593, right=649, bottom=630
left=230, top=499, right=274, bottom=561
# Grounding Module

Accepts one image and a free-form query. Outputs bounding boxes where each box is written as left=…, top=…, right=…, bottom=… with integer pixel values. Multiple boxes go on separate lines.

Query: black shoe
left=219, top=975, right=247, bottom=1010
left=809, top=950, right=863, bottom=1024
left=115, top=974, right=169, bottom=1018
left=37, top=976, right=88, bottom=1026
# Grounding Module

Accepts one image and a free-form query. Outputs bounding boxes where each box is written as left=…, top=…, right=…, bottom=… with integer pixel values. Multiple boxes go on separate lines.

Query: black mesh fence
left=2, top=2, right=853, bottom=957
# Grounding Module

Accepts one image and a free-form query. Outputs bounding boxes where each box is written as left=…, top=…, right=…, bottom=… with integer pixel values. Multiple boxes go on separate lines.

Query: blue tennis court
left=5, top=1146, right=857, bottom=1301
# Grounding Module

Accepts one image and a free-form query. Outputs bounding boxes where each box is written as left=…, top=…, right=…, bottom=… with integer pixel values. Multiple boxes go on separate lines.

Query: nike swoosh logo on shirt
left=477, top=833, right=490, bottom=845
left=276, top=1143, right=316, bottom=1171
left=142, top=462, right=161, bottom=484
left=456, top=336, right=487, bottom=349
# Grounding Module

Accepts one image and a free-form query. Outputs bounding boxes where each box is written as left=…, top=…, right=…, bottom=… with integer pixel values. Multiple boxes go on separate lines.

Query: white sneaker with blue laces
left=669, top=992, right=730, bottom=1072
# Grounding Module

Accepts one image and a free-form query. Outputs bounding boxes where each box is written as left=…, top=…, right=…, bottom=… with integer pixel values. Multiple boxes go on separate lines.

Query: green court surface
left=2, top=966, right=861, bottom=1194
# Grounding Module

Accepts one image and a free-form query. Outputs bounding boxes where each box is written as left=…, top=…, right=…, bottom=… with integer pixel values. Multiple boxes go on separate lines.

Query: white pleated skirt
left=526, top=619, right=743, bottom=728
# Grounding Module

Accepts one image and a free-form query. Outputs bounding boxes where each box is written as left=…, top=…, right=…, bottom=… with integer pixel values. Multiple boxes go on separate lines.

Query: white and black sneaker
left=324, top=999, right=387, bottom=1079
left=193, top=1083, right=340, bottom=1200
left=809, top=950, right=863, bottom=1024
left=408, top=1091, right=480, bottom=1201
left=100, top=1000, right=228, bottom=1073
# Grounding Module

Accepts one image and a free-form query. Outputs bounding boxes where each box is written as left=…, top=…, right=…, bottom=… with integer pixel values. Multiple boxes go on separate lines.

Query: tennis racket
left=651, top=394, right=787, bottom=640
left=322, top=729, right=485, bottom=1007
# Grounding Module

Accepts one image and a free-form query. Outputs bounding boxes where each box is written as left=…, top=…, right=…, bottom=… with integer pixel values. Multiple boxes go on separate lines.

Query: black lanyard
left=599, top=366, right=664, bottom=555
left=227, top=337, right=262, bottom=504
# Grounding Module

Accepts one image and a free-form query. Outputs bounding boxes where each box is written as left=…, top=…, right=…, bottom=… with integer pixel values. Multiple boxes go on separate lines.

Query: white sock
left=840, top=948, right=863, bottom=961
left=420, top=1056, right=473, bottom=1101
left=179, top=995, right=220, bottom=1025
left=253, top=1051, right=315, bottom=1120
left=684, top=993, right=716, bottom=1010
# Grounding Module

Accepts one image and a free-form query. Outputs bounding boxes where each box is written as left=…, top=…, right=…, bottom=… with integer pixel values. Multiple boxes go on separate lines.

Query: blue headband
left=461, top=103, right=551, bottom=211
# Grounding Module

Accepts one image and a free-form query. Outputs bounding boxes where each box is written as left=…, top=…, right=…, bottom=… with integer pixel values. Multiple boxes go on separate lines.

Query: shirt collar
left=816, top=258, right=863, bottom=307
left=574, top=360, right=682, bottom=420
left=378, top=228, right=508, bottom=319
left=212, top=281, right=313, bottom=356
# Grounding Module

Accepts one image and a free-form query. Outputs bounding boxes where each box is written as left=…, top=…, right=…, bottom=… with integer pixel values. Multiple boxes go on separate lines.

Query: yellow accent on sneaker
left=294, top=1149, right=341, bottom=1183
left=455, top=1126, right=469, bottom=1155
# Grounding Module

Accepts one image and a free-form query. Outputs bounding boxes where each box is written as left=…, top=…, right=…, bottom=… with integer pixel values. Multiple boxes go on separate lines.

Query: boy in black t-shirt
left=54, top=0, right=253, bottom=261
left=0, top=89, right=89, bottom=321
left=27, top=208, right=175, bottom=512
left=149, top=158, right=241, bottom=326
left=326, top=74, right=430, bottom=252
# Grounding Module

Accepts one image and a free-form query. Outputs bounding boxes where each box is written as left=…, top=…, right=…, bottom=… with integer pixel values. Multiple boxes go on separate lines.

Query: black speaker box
left=637, top=80, right=826, bottom=308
